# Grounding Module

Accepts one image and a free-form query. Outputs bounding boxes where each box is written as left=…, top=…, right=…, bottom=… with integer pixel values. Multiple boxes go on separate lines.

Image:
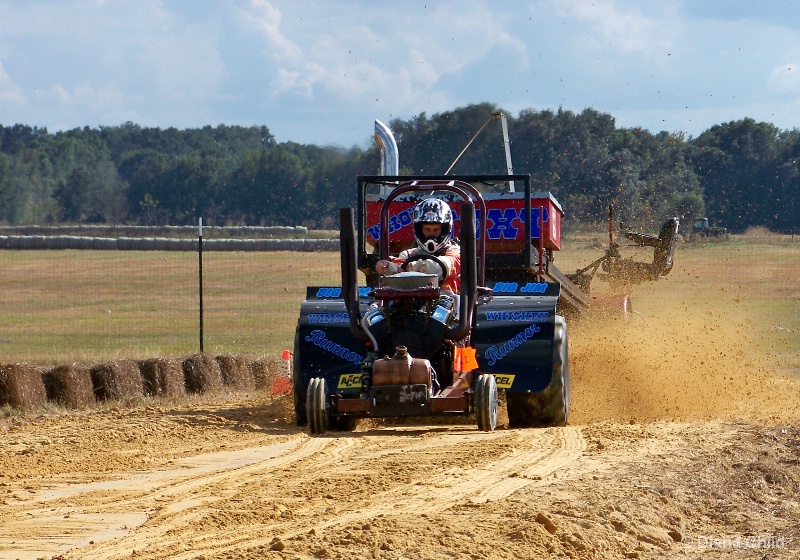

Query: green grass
left=0, top=250, right=346, bottom=365
left=0, top=238, right=797, bottom=370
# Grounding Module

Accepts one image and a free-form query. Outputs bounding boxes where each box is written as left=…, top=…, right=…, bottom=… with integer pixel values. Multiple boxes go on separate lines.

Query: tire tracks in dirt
left=1, top=426, right=589, bottom=560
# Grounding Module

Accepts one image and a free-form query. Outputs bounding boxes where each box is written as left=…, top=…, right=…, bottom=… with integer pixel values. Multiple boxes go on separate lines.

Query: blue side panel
left=472, top=293, right=559, bottom=393
left=295, top=288, right=371, bottom=394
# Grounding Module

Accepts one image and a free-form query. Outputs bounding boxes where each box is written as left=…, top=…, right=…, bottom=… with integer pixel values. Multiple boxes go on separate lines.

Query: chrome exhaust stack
left=374, top=119, right=399, bottom=176
left=374, top=119, right=399, bottom=196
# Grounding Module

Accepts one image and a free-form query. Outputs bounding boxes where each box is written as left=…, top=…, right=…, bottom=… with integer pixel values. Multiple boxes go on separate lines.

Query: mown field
left=0, top=233, right=798, bottom=373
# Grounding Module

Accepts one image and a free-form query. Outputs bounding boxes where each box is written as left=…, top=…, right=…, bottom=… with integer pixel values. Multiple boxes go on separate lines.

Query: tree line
left=1, top=102, right=798, bottom=233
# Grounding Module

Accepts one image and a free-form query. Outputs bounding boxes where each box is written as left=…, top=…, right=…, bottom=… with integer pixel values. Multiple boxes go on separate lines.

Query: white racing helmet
left=413, top=198, right=453, bottom=254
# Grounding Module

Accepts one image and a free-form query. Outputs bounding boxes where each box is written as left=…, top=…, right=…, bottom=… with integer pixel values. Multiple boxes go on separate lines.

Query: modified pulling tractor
left=293, top=124, right=679, bottom=435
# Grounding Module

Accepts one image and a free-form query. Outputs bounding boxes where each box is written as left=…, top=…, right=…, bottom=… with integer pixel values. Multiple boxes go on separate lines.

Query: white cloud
left=0, top=61, right=25, bottom=105
left=551, top=0, right=677, bottom=55
left=241, top=0, right=524, bottom=116
left=241, top=0, right=302, bottom=62
left=768, top=63, right=800, bottom=95
left=3, top=0, right=800, bottom=144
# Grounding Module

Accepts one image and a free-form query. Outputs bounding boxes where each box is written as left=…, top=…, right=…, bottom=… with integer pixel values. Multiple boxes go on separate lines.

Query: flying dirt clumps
left=569, top=305, right=800, bottom=424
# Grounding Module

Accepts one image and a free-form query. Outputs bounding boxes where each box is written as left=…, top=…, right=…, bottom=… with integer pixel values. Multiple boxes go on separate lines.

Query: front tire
left=306, top=377, right=329, bottom=435
left=475, top=373, right=498, bottom=431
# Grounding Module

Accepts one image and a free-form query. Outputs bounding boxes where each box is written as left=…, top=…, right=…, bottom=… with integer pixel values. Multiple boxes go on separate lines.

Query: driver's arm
left=376, top=250, right=411, bottom=275
left=376, top=259, right=401, bottom=275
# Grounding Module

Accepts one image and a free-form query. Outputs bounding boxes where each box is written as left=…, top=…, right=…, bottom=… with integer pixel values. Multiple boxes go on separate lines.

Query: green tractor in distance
left=691, top=218, right=729, bottom=241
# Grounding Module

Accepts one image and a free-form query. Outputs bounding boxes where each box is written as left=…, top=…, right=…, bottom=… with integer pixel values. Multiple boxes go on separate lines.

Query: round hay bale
left=239, top=239, right=257, bottom=252
left=205, top=239, right=227, bottom=251
left=178, top=238, right=197, bottom=251
left=16, top=236, right=35, bottom=250
left=126, top=237, right=145, bottom=251
left=252, top=239, right=271, bottom=251
left=215, top=354, right=255, bottom=390
left=92, top=237, right=118, bottom=250
left=304, top=238, right=339, bottom=252
left=72, top=236, right=93, bottom=250
left=0, top=364, right=47, bottom=410
left=153, top=238, right=175, bottom=251
left=117, top=237, right=135, bottom=250
left=249, top=357, right=280, bottom=390
left=30, top=235, right=48, bottom=249
left=53, top=236, right=71, bottom=249
left=182, top=353, right=223, bottom=393
left=138, top=358, right=185, bottom=397
left=227, top=239, right=246, bottom=252
left=281, top=239, right=305, bottom=251
left=90, top=359, right=143, bottom=401
left=43, top=365, right=94, bottom=408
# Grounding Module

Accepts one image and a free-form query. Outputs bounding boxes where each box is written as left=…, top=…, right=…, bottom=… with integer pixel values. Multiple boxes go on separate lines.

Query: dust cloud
left=568, top=303, right=800, bottom=424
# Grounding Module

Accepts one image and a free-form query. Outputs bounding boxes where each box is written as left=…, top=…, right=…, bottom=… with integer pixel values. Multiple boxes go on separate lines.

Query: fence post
left=198, top=217, right=204, bottom=352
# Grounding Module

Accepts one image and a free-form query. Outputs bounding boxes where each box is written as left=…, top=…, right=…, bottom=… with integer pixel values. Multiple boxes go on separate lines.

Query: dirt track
left=2, top=297, right=800, bottom=559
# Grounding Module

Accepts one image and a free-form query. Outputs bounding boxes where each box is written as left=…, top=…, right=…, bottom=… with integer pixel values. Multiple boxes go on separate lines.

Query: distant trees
left=0, top=110, right=798, bottom=233
left=689, top=119, right=797, bottom=233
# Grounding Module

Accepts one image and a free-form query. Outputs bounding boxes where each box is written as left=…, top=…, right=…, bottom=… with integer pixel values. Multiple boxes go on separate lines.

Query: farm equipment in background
left=690, top=217, right=729, bottom=240
left=293, top=119, right=679, bottom=435
left=567, top=205, right=679, bottom=315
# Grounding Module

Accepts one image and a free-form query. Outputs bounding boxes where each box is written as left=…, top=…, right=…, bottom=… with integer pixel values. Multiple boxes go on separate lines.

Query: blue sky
left=2, top=0, right=800, bottom=147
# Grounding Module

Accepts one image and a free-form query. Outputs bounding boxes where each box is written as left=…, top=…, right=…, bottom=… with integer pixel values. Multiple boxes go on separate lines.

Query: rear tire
left=475, top=373, right=498, bottom=431
left=306, top=377, right=329, bottom=435
left=292, top=323, right=307, bottom=427
left=507, top=315, right=569, bottom=427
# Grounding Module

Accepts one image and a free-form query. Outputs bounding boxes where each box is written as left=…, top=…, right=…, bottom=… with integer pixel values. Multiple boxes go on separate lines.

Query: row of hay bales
left=0, top=353, right=281, bottom=411
left=0, top=225, right=308, bottom=238
left=0, top=236, right=338, bottom=251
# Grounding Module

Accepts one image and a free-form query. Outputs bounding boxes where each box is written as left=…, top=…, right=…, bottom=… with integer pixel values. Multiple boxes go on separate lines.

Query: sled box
left=366, top=191, right=563, bottom=254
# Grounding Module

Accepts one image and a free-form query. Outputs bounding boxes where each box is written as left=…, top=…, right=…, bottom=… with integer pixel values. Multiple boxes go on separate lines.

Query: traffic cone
left=270, top=349, right=293, bottom=395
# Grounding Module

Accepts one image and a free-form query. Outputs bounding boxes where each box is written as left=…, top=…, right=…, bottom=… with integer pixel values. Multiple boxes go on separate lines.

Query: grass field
left=0, top=235, right=798, bottom=370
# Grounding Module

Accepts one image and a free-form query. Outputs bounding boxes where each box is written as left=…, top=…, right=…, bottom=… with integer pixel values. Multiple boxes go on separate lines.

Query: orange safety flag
left=453, top=346, right=479, bottom=373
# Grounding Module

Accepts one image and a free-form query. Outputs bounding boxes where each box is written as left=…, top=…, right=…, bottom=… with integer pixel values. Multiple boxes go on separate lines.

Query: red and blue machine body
left=294, top=175, right=571, bottom=433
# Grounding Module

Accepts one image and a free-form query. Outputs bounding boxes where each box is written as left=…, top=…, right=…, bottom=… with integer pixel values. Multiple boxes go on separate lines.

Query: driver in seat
left=376, top=197, right=462, bottom=293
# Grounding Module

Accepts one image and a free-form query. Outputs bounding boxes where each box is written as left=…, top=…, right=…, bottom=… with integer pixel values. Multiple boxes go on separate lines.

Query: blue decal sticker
left=368, top=206, right=415, bottom=240
left=484, top=311, right=550, bottom=322
left=493, top=282, right=519, bottom=293
left=305, top=330, right=363, bottom=364
left=486, top=207, right=520, bottom=240
left=484, top=323, right=541, bottom=366
left=315, top=287, right=342, bottom=298
left=520, top=282, right=548, bottom=294
left=308, top=313, right=351, bottom=324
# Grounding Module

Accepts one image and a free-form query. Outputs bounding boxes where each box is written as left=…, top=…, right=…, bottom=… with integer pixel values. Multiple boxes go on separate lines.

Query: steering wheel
left=402, top=254, right=448, bottom=284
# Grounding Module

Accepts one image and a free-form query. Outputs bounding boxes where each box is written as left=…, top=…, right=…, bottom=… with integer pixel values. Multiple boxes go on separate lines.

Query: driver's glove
left=377, top=260, right=401, bottom=275
left=408, top=259, right=445, bottom=277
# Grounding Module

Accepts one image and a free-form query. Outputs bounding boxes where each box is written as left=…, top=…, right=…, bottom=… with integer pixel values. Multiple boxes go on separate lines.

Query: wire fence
left=0, top=247, right=346, bottom=366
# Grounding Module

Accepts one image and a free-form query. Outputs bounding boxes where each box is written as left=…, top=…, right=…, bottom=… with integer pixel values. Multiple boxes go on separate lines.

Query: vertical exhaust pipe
left=340, top=207, right=368, bottom=343
left=447, top=202, right=477, bottom=341
left=374, top=120, right=399, bottom=197
left=374, top=119, right=399, bottom=176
